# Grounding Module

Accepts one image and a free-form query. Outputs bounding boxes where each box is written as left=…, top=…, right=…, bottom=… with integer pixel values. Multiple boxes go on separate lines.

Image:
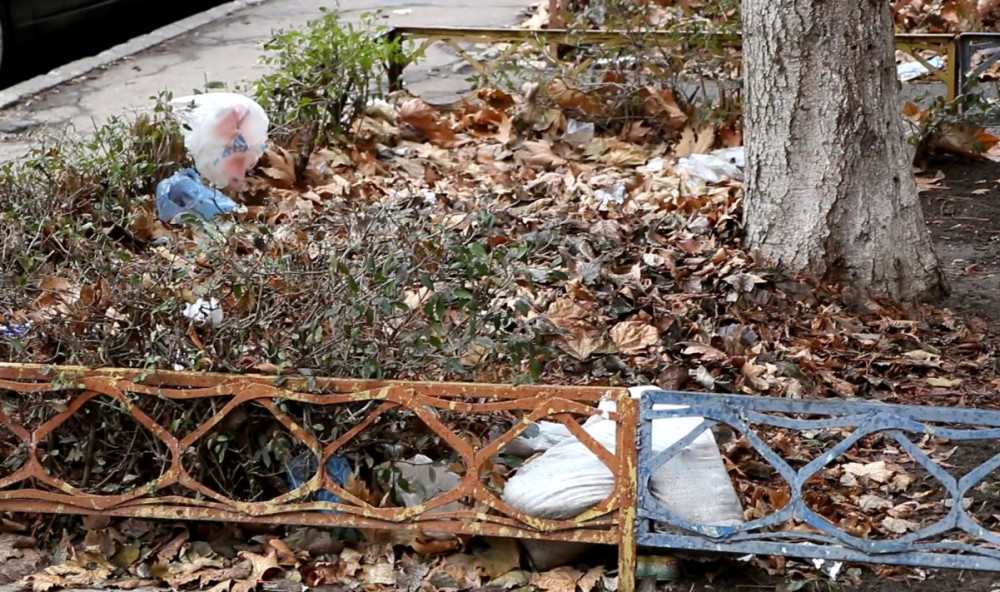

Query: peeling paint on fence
left=638, top=390, right=1000, bottom=572
left=0, top=363, right=638, bottom=591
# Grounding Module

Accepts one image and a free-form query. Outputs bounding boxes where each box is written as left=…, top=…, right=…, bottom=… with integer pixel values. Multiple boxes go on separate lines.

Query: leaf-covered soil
left=4, top=94, right=1000, bottom=591
left=538, top=0, right=1000, bottom=34
left=922, top=157, right=1000, bottom=323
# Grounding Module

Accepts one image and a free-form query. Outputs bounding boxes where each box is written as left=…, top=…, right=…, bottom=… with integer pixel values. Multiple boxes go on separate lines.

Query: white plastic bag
left=170, top=92, right=269, bottom=190
left=501, top=386, right=744, bottom=528
left=562, top=119, right=595, bottom=147
left=675, top=147, right=745, bottom=184
left=897, top=56, right=944, bottom=82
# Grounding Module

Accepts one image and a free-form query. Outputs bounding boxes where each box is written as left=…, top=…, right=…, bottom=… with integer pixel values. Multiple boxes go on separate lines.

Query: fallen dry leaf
left=0, top=534, right=33, bottom=562
left=30, top=555, right=115, bottom=592
left=515, top=140, right=567, bottom=168
left=642, top=86, right=687, bottom=130
left=477, top=88, right=516, bottom=111
left=610, top=321, right=660, bottom=354
left=926, top=376, right=962, bottom=388
left=398, top=98, right=465, bottom=148
left=472, top=537, right=522, bottom=579
left=819, top=371, right=856, bottom=397
left=842, top=461, right=894, bottom=484
left=530, top=566, right=582, bottom=592
left=577, top=565, right=604, bottom=592
left=682, top=343, right=728, bottom=362
left=0, top=534, right=44, bottom=585
left=363, top=562, right=397, bottom=586
left=881, top=516, right=921, bottom=534
left=304, top=561, right=338, bottom=587
left=156, top=529, right=189, bottom=563
left=259, top=147, right=298, bottom=188
left=674, top=124, right=716, bottom=157
left=337, top=547, right=363, bottom=579
left=394, top=555, right=431, bottom=592
left=546, top=78, right=603, bottom=117
left=547, top=298, right=606, bottom=360
left=858, top=494, right=894, bottom=512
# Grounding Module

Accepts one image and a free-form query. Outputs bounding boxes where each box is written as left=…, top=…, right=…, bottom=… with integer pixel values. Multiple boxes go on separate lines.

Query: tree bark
left=741, top=0, right=948, bottom=302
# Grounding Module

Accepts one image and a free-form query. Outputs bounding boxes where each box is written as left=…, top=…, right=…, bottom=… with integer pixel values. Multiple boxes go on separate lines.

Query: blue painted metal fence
left=637, top=390, right=1000, bottom=571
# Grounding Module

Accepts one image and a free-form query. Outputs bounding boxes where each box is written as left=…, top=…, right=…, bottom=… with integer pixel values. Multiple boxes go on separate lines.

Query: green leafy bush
left=253, top=7, right=403, bottom=146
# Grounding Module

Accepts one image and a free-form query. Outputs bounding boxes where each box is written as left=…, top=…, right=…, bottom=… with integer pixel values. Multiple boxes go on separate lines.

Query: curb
left=0, top=0, right=270, bottom=111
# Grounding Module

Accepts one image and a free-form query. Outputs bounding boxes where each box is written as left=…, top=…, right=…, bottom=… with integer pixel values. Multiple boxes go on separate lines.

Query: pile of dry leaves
left=2, top=78, right=999, bottom=402
left=1, top=517, right=615, bottom=592
left=519, top=0, right=1000, bottom=92
left=894, top=0, right=1000, bottom=33
left=530, top=0, right=1000, bottom=33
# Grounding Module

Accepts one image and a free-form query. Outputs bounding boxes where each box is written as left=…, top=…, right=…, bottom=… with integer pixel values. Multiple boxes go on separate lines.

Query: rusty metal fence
left=0, top=363, right=639, bottom=592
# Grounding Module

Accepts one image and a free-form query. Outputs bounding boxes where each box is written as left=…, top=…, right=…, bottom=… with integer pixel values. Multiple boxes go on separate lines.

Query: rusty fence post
left=616, top=391, right=638, bottom=592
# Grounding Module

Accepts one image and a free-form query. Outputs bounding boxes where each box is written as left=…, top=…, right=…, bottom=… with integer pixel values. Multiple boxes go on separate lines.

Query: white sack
left=501, top=386, right=744, bottom=528
left=505, top=420, right=574, bottom=457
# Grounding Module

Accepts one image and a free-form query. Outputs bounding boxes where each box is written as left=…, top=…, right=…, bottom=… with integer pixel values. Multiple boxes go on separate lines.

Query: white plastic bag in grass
left=501, top=386, right=743, bottom=527
left=170, top=92, right=269, bottom=190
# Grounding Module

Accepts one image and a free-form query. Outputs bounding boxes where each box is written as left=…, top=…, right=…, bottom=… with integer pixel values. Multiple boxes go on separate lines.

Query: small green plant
left=253, top=6, right=403, bottom=148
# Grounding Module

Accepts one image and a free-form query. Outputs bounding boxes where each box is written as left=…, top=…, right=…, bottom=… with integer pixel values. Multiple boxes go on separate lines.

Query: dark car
left=0, top=0, right=209, bottom=79
left=0, top=1, right=113, bottom=71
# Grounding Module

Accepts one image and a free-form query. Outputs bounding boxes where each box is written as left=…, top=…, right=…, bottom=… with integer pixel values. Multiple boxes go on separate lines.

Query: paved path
left=0, top=0, right=535, bottom=162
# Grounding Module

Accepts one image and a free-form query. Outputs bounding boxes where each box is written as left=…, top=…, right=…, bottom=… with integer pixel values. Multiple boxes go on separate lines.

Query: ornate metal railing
left=8, top=362, right=1000, bottom=581
left=0, top=363, right=639, bottom=592
left=387, top=27, right=1000, bottom=103
left=638, top=390, right=1000, bottom=571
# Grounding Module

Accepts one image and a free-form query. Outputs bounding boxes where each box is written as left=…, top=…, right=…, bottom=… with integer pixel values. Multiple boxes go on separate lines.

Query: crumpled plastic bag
left=897, top=56, right=944, bottom=82
left=377, top=454, right=464, bottom=540
left=181, top=297, right=224, bottom=328
left=155, top=168, right=238, bottom=223
left=285, top=452, right=352, bottom=512
left=0, top=321, right=29, bottom=340
left=170, top=92, right=269, bottom=189
left=675, top=146, right=745, bottom=183
left=563, top=119, right=595, bottom=147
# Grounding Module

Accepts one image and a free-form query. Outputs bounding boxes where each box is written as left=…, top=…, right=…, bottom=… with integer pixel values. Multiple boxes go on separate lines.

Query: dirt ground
left=651, top=156, right=1000, bottom=592
left=8, top=162, right=1000, bottom=592
left=921, top=157, right=1000, bottom=323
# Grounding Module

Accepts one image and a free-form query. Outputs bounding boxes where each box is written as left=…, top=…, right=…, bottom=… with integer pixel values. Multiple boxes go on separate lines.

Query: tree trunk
left=741, top=0, right=948, bottom=302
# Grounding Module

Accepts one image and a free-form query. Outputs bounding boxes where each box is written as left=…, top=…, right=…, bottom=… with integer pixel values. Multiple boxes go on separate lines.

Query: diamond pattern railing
left=0, top=363, right=639, bottom=592
left=638, top=390, right=1000, bottom=571
left=9, top=362, right=1000, bottom=581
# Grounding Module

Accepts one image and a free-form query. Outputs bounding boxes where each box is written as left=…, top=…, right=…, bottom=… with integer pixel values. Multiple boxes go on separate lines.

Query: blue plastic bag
left=155, top=168, right=238, bottom=223
left=0, top=322, right=28, bottom=340
left=284, top=451, right=352, bottom=512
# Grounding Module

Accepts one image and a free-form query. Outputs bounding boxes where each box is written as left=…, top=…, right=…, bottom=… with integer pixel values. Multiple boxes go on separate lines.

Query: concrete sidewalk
left=0, top=0, right=535, bottom=162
